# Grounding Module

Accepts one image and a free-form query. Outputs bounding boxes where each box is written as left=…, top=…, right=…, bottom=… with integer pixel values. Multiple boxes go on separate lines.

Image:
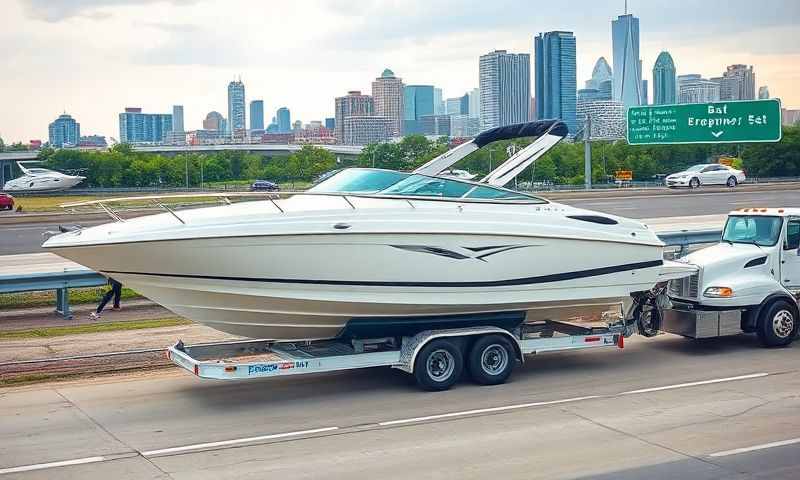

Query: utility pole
left=584, top=114, right=592, bottom=190
left=185, top=155, right=189, bottom=189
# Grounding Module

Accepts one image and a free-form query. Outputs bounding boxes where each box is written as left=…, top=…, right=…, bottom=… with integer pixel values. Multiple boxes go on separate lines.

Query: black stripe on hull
left=103, top=259, right=663, bottom=288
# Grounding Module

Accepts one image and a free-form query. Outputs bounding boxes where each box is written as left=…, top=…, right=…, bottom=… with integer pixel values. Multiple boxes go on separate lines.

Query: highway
left=1, top=334, right=798, bottom=478
left=1, top=186, right=799, bottom=255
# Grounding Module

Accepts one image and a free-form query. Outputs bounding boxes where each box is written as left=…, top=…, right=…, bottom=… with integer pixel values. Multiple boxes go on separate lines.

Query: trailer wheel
left=756, top=300, right=797, bottom=347
left=414, top=339, right=464, bottom=391
left=467, top=335, right=515, bottom=385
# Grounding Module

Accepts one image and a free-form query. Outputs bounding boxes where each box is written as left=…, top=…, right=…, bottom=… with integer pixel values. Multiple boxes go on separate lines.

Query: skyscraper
left=118, top=107, right=172, bottom=144
left=249, top=100, right=264, bottom=130
left=203, top=111, right=226, bottom=132
left=371, top=69, right=404, bottom=136
left=48, top=113, right=80, bottom=147
left=612, top=13, right=642, bottom=106
left=719, top=64, right=755, bottom=100
left=467, top=88, right=480, bottom=119
left=586, top=57, right=612, bottom=89
left=403, top=85, right=434, bottom=134
left=325, top=118, right=335, bottom=130
left=652, top=51, right=677, bottom=105
left=227, top=79, right=246, bottom=135
left=678, top=74, right=720, bottom=104
left=759, top=86, right=770, bottom=99
left=172, top=105, right=184, bottom=133
left=534, top=32, right=577, bottom=134
left=334, top=90, right=374, bottom=143
left=479, top=49, right=531, bottom=131
left=433, top=88, right=444, bottom=115
left=641, top=79, right=649, bottom=105
left=276, top=107, right=291, bottom=133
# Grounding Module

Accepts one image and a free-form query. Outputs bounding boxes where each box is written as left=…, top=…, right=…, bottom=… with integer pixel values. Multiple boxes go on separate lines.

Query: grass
left=0, top=287, right=141, bottom=311
left=11, top=195, right=101, bottom=212
left=0, top=317, right=191, bottom=340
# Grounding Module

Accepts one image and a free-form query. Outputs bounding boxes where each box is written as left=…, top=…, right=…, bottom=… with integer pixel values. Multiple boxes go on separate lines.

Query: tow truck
left=656, top=208, right=799, bottom=345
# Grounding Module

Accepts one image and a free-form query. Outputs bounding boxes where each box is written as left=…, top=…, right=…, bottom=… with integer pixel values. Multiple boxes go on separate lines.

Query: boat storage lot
left=2, top=334, right=798, bottom=479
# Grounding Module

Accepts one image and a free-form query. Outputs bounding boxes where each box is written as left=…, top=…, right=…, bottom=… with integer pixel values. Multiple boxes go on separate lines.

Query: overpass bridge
left=0, top=152, right=39, bottom=188
left=131, top=144, right=364, bottom=157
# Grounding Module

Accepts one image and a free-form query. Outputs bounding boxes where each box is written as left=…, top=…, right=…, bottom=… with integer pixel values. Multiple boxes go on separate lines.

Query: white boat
left=43, top=121, right=693, bottom=340
left=3, top=161, right=86, bottom=193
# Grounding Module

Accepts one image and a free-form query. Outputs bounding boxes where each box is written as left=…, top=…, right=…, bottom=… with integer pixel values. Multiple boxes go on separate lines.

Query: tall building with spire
left=227, top=79, right=246, bottom=136
left=611, top=13, right=642, bottom=107
left=371, top=69, right=404, bottom=137
left=652, top=51, right=676, bottom=105
left=48, top=113, right=80, bottom=147
left=534, top=31, right=577, bottom=134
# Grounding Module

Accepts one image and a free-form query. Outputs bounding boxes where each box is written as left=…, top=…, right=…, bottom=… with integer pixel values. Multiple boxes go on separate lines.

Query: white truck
left=658, top=208, right=800, bottom=346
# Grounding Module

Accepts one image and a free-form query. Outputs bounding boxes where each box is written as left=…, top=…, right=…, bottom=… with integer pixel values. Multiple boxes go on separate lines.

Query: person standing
left=90, top=278, right=122, bottom=319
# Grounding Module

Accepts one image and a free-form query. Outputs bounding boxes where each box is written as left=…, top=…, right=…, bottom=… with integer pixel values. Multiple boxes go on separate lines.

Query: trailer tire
left=756, top=300, right=797, bottom=347
left=467, top=335, right=515, bottom=385
left=414, top=339, right=464, bottom=391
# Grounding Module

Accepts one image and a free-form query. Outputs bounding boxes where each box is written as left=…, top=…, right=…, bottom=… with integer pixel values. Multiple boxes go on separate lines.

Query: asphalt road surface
left=2, top=334, right=799, bottom=479
left=562, top=187, right=800, bottom=219
left=2, top=187, right=799, bottom=255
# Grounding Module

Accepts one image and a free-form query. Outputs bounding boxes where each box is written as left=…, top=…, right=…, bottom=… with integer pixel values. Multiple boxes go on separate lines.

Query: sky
left=1, top=0, right=798, bottom=143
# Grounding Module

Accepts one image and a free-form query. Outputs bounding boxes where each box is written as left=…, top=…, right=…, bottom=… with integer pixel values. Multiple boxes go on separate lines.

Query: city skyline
left=1, top=0, right=799, bottom=142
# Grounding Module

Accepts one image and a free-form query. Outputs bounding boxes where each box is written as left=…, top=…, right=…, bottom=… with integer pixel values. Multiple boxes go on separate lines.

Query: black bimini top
left=473, top=120, right=569, bottom=148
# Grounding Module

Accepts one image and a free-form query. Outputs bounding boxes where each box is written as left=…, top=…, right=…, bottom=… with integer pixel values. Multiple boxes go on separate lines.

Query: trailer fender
left=745, top=293, right=800, bottom=332
left=396, top=327, right=522, bottom=374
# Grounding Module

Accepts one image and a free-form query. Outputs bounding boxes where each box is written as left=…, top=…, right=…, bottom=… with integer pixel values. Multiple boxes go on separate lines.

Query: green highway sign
left=627, top=99, right=782, bottom=145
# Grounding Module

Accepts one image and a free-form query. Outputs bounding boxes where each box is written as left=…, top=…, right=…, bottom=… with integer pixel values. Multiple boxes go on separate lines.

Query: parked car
left=665, top=164, right=745, bottom=188
left=0, top=193, right=15, bottom=210
left=249, top=180, right=279, bottom=192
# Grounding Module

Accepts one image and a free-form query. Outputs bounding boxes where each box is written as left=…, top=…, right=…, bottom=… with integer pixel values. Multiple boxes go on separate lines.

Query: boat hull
left=49, top=232, right=663, bottom=340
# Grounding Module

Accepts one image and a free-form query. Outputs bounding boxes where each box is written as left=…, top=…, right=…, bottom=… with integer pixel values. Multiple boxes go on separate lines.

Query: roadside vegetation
left=0, top=287, right=141, bottom=310
left=5, top=125, right=797, bottom=188
left=0, top=317, right=190, bottom=339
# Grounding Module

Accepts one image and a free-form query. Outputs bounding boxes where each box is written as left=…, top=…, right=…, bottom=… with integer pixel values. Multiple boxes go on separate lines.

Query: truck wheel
left=756, top=300, right=797, bottom=347
left=689, top=177, right=700, bottom=188
left=414, top=339, right=464, bottom=391
left=467, top=335, right=515, bottom=385
left=726, top=176, right=737, bottom=187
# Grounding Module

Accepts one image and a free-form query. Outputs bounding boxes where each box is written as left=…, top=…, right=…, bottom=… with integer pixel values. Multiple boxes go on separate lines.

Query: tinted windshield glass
left=380, top=174, right=542, bottom=201
left=308, top=168, right=409, bottom=193
left=722, top=216, right=782, bottom=246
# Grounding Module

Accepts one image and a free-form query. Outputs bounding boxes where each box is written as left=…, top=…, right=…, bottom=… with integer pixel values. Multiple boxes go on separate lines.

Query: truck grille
left=669, top=273, right=699, bottom=299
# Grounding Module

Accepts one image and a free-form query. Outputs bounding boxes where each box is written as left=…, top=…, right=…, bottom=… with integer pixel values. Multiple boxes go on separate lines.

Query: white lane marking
left=0, top=372, right=775, bottom=473
left=709, top=438, right=800, bottom=457
left=619, top=373, right=768, bottom=395
left=378, top=395, right=600, bottom=426
left=0, top=456, right=106, bottom=475
left=564, top=188, right=800, bottom=202
left=141, top=426, right=339, bottom=456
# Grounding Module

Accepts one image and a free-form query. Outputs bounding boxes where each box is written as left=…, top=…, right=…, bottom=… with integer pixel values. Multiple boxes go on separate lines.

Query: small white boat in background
left=3, top=161, right=85, bottom=193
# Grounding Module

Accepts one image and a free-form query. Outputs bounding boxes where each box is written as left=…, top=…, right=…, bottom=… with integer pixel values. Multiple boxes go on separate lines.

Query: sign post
left=627, top=99, right=782, bottom=145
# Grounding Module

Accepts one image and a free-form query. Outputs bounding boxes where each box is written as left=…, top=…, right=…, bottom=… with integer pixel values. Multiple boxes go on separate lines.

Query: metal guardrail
left=0, top=269, right=107, bottom=319
left=0, top=228, right=723, bottom=320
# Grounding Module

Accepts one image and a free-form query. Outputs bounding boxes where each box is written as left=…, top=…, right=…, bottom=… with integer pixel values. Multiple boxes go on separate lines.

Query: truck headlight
left=704, top=286, right=734, bottom=298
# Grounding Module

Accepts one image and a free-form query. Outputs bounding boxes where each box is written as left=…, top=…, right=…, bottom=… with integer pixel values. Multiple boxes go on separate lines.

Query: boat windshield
left=308, top=168, right=410, bottom=194
left=379, top=174, right=541, bottom=201
left=307, top=168, right=544, bottom=202
left=722, top=215, right=782, bottom=246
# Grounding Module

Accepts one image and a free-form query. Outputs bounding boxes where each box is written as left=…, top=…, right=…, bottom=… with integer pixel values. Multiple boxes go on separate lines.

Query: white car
left=665, top=164, right=746, bottom=188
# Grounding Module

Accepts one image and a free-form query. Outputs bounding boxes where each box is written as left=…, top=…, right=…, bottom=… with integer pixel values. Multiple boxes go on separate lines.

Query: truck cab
left=663, top=208, right=800, bottom=346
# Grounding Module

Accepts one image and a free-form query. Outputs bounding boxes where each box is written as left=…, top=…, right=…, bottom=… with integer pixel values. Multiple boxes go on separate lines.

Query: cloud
left=19, top=0, right=201, bottom=22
